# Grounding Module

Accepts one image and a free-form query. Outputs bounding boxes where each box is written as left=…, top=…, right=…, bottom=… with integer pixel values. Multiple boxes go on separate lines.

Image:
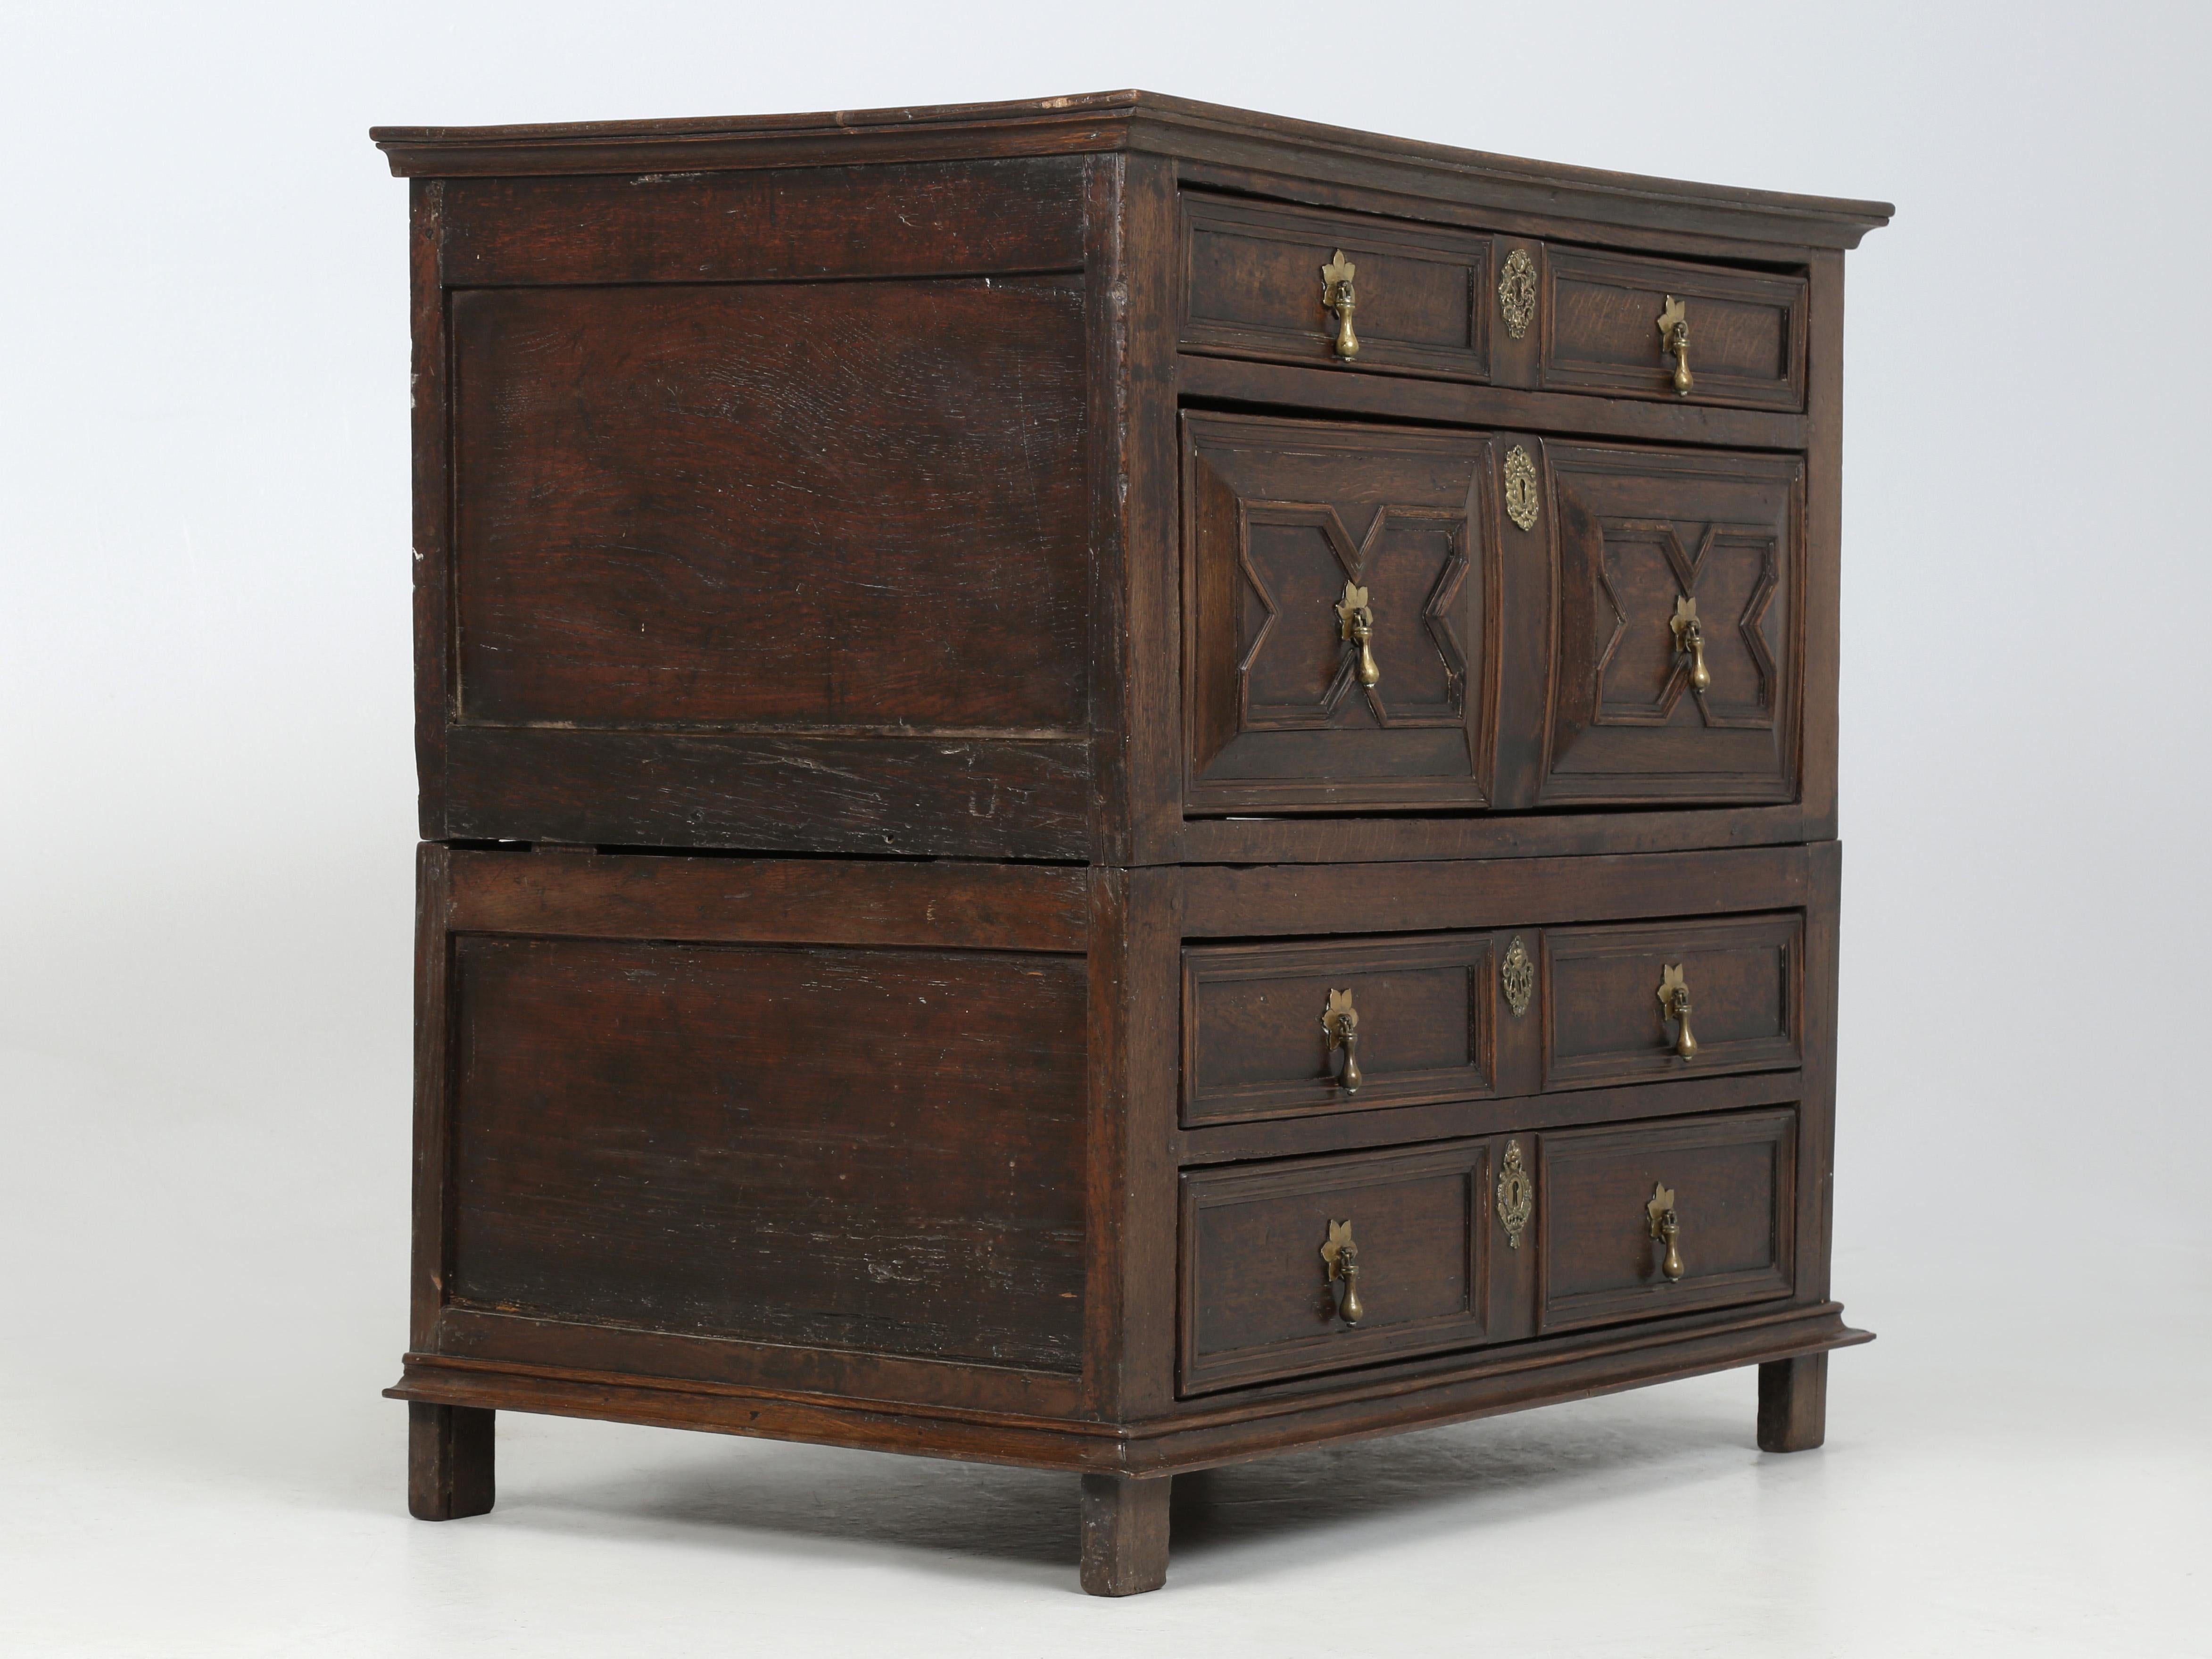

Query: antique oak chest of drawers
left=371, top=92, right=1888, bottom=1595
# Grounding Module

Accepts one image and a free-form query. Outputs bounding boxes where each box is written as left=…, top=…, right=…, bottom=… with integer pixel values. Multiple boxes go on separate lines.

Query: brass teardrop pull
left=1335, top=582, right=1379, bottom=689
left=1322, top=1219, right=1364, bottom=1325
left=1320, top=249, right=1359, bottom=360
left=1657, top=294, right=1693, bottom=396
left=1646, top=1183, right=1685, bottom=1281
left=1657, top=964, right=1697, bottom=1061
left=1670, top=595, right=1710, bottom=693
left=1322, top=988, right=1362, bottom=1093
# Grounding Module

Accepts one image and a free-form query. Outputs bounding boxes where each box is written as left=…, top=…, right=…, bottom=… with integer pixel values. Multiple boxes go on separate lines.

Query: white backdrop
left=3, top=3, right=2206, bottom=1653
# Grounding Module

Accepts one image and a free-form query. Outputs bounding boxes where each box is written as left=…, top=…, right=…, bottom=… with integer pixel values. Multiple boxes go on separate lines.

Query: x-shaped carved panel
left=1237, top=499, right=1468, bottom=731
left=1592, top=517, right=1778, bottom=728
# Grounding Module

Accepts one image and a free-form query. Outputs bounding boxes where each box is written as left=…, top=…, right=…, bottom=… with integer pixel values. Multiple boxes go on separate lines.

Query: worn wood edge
left=369, top=91, right=1891, bottom=247
left=386, top=1306, right=1869, bottom=1474
left=442, top=848, right=1094, bottom=953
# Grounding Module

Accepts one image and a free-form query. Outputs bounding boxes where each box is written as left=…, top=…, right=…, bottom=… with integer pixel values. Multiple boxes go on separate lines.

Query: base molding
left=387, top=1303, right=1870, bottom=1475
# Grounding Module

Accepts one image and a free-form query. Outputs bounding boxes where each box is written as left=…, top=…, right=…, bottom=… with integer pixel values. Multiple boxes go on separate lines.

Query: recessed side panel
left=447, top=935, right=1089, bottom=1371
left=451, top=277, right=1088, bottom=734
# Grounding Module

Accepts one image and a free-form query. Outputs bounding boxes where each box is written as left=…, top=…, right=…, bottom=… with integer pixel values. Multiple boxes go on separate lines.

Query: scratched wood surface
left=447, top=935, right=1091, bottom=1370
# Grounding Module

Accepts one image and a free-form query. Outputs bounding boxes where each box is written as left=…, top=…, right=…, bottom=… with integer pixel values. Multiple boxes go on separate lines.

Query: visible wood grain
left=1180, top=192, right=1493, bottom=380
left=409, top=180, right=451, bottom=839
left=443, top=848, right=1092, bottom=953
left=1179, top=1142, right=1491, bottom=1394
left=447, top=935, right=1090, bottom=1370
left=1757, top=1350, right=1828, bottom=1452
left=1543, top=248, right=1806, bottom=410
left=449, top=278, right=1088, bottom=734
left=1079, top=1474, right=1171, bottom=1595
left=1181, top=934, right=1495, bottom=1126
left=370, top=91, right=1895, bottom=252
left=407, top=1402, right=494, bottom=1520
left=439, top=158, right=1086, bottom=286
left=1537, top=1109, right=1796, bottom=1333
left=1176, top=846, right=1814, bottom=938
left=440, top=727, right=1092, bottom=860
left=387, top=1303, right=1872, bottom=1473
left=1542, top=912, right=1803, bottom=1088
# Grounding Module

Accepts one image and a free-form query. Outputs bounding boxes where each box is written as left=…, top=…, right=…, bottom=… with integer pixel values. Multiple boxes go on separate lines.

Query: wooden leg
left=1757, top=1352, right=1829, bottom=1453
left=408, top=1402, right=496, bottom=1520
left=1078, top=1473, right=1171, bottom=1596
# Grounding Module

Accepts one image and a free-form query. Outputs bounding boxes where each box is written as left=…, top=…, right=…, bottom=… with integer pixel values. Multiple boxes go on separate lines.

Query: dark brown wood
left=1079, top=1474, right=1172, bottom=1596
left=1182, top=934, right=1496, bottom=1126
left=376, top=94, right=1878, bottom=1595
left=1542, top=912, right=1803, bottom=1088
left=1536, top=1109, right=1796, bottom=1334
left=1180, top=192, right=1494, bottom=380
left=1758, top=1350, right=1829, bottom=1452
left=1179, top=1142, right=1492, bottom=1393
left=1181, top=411, right=1498, bottom=813
left=1543, top=248, right=1806, bottom=409
left=407, top=1402, right=494, bottom=1520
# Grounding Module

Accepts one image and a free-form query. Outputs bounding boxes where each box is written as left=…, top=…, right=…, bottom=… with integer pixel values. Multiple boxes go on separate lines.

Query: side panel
left=412, top=850, right=1097, bottom=1414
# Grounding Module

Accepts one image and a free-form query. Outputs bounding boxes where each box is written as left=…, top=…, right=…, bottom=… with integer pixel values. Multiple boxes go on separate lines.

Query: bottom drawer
left=1538, top=1108, right=1796, bottom=1332
left=1179, top=1142, right=1492, bottom=1394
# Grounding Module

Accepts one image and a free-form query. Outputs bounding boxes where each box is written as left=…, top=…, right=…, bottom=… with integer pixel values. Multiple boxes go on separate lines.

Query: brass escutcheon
left=1657, top=963, right=1697, bottom=1061
left=1501, top=935, right=1534, bottom=1018
left=1497, top=1140, right=1534, bottom=1250
left=1321, top=1219, right=1364, bottom=1325
left=1657, top=294, right=1693, bottom=396
left=1320, top=249, right=1360, bottom=360
left=1336, top=581, right=1380, bottom=688
left=1647, top=1182, right=1685, bottom=1281
left=1671, top=595, right=1710, bottom=693
left=1321, top=988, right=1363, bottom=1093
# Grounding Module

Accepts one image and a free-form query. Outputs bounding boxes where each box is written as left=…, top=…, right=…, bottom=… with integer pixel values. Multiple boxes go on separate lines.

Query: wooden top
left=370, top=89, right=1892, bottom=249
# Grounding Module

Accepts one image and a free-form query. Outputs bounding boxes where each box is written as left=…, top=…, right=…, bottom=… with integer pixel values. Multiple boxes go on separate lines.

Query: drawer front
left=1543, top=247, right=1806, bottom=411
left=1544, top=912, right=1801, bottom=1088
left=1180, top=1142, right=1491, bottom=1393
left=1184, top=412, right=1499, bottom=812
left=1182, top=193, right=1494, bottom=381
left=1183, top=935, right=1495, bottom=1126
left=1538, top=1109, right=1796, bottom=1332
left=1541, top=443, right=1804, bottom=805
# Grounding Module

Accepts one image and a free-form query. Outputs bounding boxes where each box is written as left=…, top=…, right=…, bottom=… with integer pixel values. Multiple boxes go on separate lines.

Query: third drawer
left=1181, top=910, right=1802, bottom=1126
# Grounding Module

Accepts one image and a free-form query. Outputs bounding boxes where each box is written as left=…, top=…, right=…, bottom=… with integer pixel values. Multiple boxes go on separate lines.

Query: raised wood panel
left=1542, top=444, right=1804, bottom=805
left=1183, top=411, right=1498, bottom=812
left=1180, top=193, right=1493, bottom=380
left=1180, top=1142, right=1491, bottom=1394
left=1182, top=934, right=1495, bottom=1126
left=451, top=277, right=1089, bottom=735
left=1543, top=912, right=1802, bottom=1088
left=1542, top=248, right=1806, bottom=411
left=446, top=936, right=1089, bottom=1371
left=1538, top=1109, right=1796, bottom=1332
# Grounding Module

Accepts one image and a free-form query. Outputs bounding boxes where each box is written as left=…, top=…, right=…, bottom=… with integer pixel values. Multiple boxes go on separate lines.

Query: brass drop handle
left=1322, top=988, right=1363, bottom=1093
left=1670, top=595, right=1710, bottom=693
left=1657, top=294, right=1693, bottom=396
left=1323, top=1219, right=1364, bottom=1325
left=1336, top=582, right=1380, bottom=689
left=1320, top=249, right=1360, bottom=360
left=1647, top=1183, right=1686, bottom=1281
left=1658, top=963, right=1697, bottom=1061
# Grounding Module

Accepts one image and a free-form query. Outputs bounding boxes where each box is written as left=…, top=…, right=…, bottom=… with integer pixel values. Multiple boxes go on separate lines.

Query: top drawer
left=1181, top=194, right=1495, bottom=382
left=1538, top=245, right=1806, bottom=411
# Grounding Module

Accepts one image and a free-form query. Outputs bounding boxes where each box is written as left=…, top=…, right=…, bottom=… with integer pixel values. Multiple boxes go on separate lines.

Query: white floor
left=4, top=1038, right=2205, bottom=1656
